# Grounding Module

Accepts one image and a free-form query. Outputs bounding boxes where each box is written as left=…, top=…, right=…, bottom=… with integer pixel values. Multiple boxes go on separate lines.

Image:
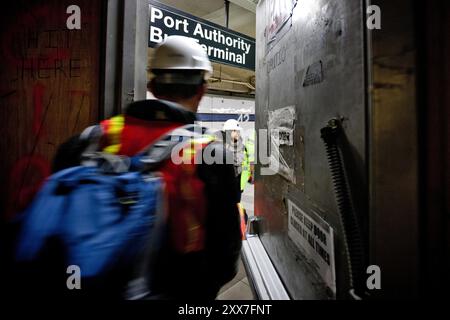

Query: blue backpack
left=13, top=138, right=176, bottom=299
left=14, top=124, right=210, bottom=299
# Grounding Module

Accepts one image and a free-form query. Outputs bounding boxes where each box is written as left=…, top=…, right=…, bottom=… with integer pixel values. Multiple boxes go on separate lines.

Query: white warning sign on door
left=287, top=199, right=336, bottom=294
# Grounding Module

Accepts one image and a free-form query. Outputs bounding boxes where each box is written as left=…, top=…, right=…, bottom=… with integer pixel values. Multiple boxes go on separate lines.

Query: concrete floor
left=217, top=258, right=254, bottom=300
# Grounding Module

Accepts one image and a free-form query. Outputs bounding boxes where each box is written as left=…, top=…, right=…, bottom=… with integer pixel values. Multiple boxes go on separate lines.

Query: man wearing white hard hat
left=52, top=36, right=242, bottom=300
left=221, top=119, right=245, bottom=195
left=219, top=119, right=250, bottom=238
left=146, top=36, right=242, bottom=300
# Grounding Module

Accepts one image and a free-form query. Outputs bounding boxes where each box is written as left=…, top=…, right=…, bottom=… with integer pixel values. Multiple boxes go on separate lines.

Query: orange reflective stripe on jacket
left=101, top=115, right=125, bottom=154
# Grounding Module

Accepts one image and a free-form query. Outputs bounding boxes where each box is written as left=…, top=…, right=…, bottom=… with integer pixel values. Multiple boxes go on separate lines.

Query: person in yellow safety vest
left=218, top=119, right=250, bottom=239
left=237, top=130, right=255, bottom=238
left=240, top=129, right=255, bottom=192
left=219, top=121, right=255, bottom=238
left=220, top=119, right=246, bottom=201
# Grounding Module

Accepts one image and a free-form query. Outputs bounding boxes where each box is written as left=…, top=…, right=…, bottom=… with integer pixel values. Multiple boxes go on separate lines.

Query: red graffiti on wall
left=1, top=2, right=96, bottom=81
left=1, top=4, right=63, bottom=67
left=1, top=2, right=97, bottom=220
left=4, top=83, right=52, bottom=219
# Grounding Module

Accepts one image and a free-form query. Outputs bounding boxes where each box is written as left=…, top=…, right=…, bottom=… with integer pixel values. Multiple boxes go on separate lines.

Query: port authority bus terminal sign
left=149, top=1, right=256, bottom=71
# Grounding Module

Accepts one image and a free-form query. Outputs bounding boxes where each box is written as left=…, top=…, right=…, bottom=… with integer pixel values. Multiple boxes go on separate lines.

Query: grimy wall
left=0, top=0, right=102, bottom=219
left=255, top=0, right=367, bottom=299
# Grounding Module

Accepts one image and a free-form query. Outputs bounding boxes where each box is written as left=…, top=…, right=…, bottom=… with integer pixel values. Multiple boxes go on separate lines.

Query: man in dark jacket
left=52, top=36, right=242, bottom=300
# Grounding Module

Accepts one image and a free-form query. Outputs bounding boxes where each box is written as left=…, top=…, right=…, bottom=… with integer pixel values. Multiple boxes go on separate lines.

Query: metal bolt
left=328, top=118, right=339, bottom=129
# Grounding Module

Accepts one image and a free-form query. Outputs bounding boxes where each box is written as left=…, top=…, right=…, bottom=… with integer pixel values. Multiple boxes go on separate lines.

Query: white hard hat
left=150, top=36, right=212, bottom=84
left=223, top=119, right=242, bottom=131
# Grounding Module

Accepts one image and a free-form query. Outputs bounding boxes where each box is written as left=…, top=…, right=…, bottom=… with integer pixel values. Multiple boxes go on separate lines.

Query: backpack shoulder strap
left=139, top=124, right=215, bottom=168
